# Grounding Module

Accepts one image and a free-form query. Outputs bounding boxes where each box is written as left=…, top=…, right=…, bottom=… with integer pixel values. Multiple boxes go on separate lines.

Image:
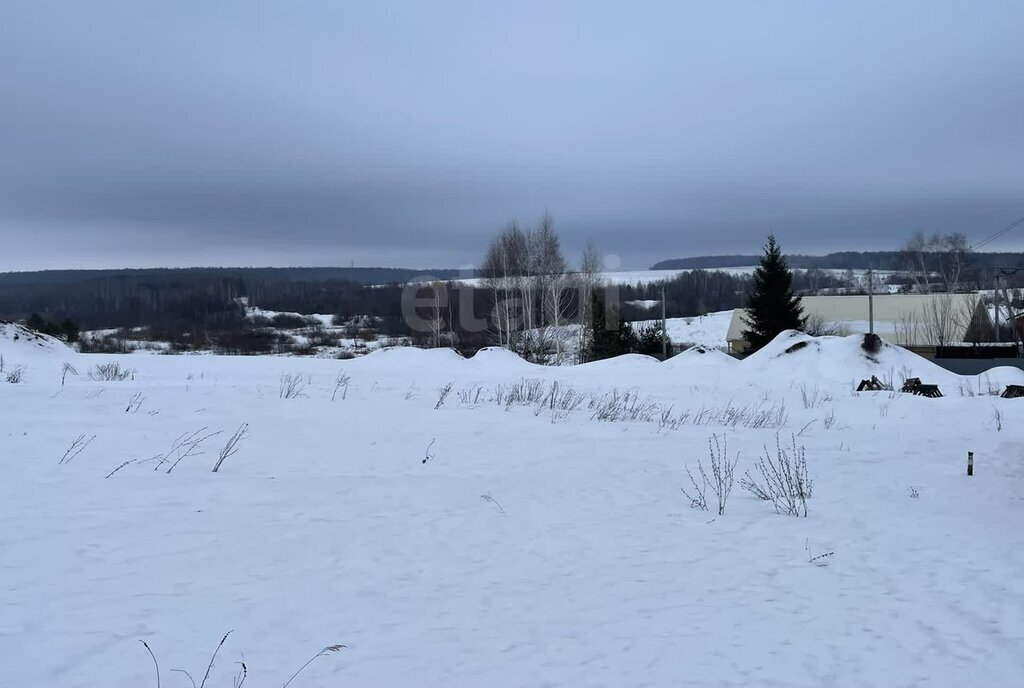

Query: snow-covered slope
left=0, top=322, right=76, bottom=382
left=743, top=330, right=1024, bottom=389
left=0, top=321, right=72, bottom=359
left=2, top=332, right=1023, bottom=687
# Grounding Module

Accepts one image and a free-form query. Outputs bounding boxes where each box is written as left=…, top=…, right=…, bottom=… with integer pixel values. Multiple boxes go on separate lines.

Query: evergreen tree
left=60, top=318, right=81, bottom=343
left=588, top=292, right=637, bottom=360
left=635, top=322, right=667, bottom=358
left=743, top=235, right=805, bottom=351
left=27, top=313, right=47, bottom=333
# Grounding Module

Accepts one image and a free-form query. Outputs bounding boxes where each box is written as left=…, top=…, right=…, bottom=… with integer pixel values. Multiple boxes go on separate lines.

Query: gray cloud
left=2, top=1, right=1023, bottom=271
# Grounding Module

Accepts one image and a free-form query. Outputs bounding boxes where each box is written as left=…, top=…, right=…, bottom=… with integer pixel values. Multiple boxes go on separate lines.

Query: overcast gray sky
left=2, top=1, right=1022, bottom=271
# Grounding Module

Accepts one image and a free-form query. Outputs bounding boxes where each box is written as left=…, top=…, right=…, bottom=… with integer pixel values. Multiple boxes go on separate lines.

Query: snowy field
left=633, top=310, right=734, bottom=349
left=420, top=267, right=902, bottom=289
left=428, top=267, right=759, bottom=288
left=3, top=321, right=1024, bottom=687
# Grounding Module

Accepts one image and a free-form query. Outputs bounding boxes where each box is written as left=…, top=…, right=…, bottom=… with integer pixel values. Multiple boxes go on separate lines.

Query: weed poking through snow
left=61, top=362, right=78, bottom=386
left=805, top=538, right=835, bottom=566
left=212, top=423, right=249, bottom=473
left=481, top=494, right=506, bottom=513
left=434, top=381, right=453, bottom=409
left=331, top=372, right=351, bottom=402
left=59, top=434, right=96, bottom=465
left=279, top=372, right=308, bottom=399
left=139, top=633, right=345, bottom=688
left=422, top=438, right=436, bottom=464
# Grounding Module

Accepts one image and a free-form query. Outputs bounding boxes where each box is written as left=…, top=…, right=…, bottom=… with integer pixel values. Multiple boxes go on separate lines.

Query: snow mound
left=0, top=321, right=72, bottom=360
left=578, top=353, right=662, bottom=371
left=741, top=330, right=954, bottom=384
left=664, top=345, right=738, bottom=368
left=467, top=347, right=542, bottom=372
left=354, top=345, right=465, bottom=366
left=971, top=365, right=1024, bottom=388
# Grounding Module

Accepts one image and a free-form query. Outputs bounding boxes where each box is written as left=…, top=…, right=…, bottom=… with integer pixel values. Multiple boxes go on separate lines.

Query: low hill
left=651, top=250, right=1024, bottom=271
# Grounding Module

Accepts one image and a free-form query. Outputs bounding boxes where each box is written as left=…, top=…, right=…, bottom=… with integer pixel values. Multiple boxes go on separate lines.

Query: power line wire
left=971, top=215, right=1024, bottom=251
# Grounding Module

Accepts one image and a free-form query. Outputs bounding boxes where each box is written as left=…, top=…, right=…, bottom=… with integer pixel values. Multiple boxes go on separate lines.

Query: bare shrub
left=536, top=380, right=586, bottom=422
left=687, top=400, right=788, bottom=430
left=457, top=377, right=787, bottom=432
left=992, top=406, right=1002, bottom=432
left=658, top=406, right=680, bottom=433
left=682, top=434, right=739, bottom=515
left=590, top=388, right=660, bottom=423
left=681, top=464, right=708, bottom=511
left=5, top=365, right=25, bottom=383
left=705, top=434, right=738, bottom=515
left=279, top=372, right=307, bottom=399
left=212, top=423, right=249, bottom=472
left=457, top=385, right=485, bottom=406
left=89, top=362, right=134, bottom=381
left=804, top=313, right=852, bottom=337
left=493, top=378, right=547, bottom=407
left=740, top=434, right=812, bottom=517
left=907, top=485, right=920, bottom=499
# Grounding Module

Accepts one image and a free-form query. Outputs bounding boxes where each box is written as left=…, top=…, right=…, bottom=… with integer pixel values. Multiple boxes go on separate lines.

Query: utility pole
left=994, top=272, right=1001, bottom=343
left=661, top=285, right=668, bottom=359
left=867, top=269, right=874, bottom=335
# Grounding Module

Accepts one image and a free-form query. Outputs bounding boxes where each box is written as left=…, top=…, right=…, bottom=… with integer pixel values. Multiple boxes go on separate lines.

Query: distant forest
left=652, top=251, right=1024, bottom=271
left=0, top=267, right=460, bottom=340
left=0, top=266, right=462, bottom=288
left=0, top=265, right=831, bottom=335
left=2, top=251, right=1022, bottom=354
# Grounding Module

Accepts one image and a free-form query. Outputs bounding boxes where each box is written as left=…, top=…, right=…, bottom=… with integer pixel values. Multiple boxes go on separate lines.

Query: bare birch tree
left=479, top=215, right=569, bottom=361
left=901, top=232, right=971, bottom=293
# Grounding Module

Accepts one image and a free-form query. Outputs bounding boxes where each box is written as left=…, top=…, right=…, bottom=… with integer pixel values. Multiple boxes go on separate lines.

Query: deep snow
left=2, top=331, right=1023, bottom=687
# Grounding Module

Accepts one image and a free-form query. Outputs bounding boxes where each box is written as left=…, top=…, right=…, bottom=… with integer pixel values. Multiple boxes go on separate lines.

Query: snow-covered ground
left=3, top=327, right=1024, bottom=687
left=246, top=306, right=336, bottom=329
left=635, top=310, right=734, bottom=349
left=428, top=266, right=757, bottom=286
left=421, top=267, right=904, bottom=289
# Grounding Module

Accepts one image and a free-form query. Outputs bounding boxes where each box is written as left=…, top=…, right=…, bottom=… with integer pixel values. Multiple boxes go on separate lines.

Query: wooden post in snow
left=967, top=451, right=974, bottom=476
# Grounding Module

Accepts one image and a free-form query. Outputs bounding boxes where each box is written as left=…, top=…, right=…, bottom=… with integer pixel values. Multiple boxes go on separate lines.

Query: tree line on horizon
left=3, top=217, right=1022, bottom=358
left=652, top=247, right=1024, bottom=275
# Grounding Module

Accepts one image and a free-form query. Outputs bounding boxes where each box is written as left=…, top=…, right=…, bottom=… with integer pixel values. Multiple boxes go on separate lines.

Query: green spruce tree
left=743, top=234, right=805, bottom=352
left=635, top=322, right=667, bottom=358
left=589, top=292, right=637, bottom=360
